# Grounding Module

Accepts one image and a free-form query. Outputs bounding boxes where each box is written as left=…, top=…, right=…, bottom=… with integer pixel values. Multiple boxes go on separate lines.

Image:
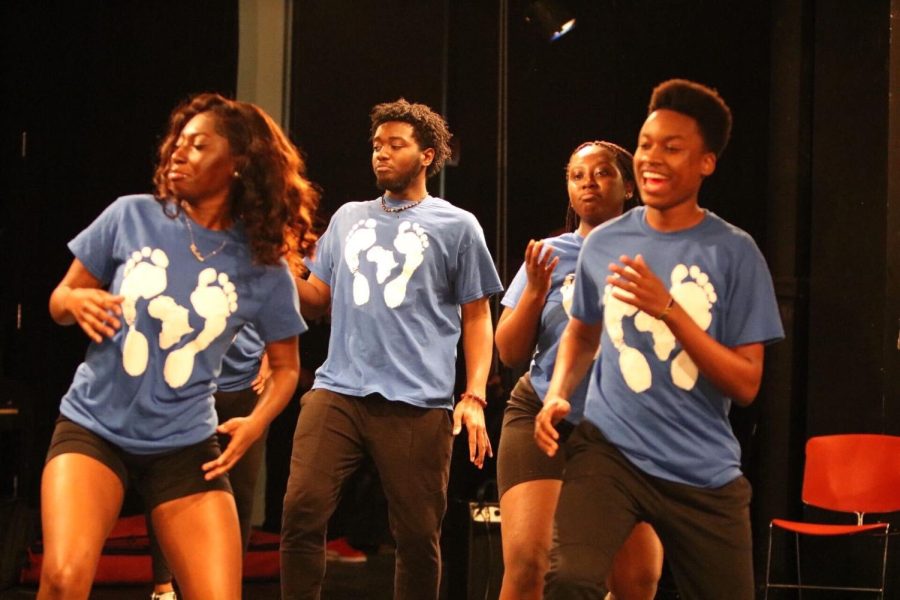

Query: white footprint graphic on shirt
left=603, top=282, right=651, bottom=392
left=603, top=264, right=718, bottom=393
left=560, top=274, right=576, bottom=317
left=163, top=268, right=238, bottom=388
left=634, top=308, right=677, bottom=362
left=666, top=265, right=717, bottom=390
left=383, top=221, right=429, bottom=308
left=147, top=296, right=193, bottom=349
left=366, top=245, right=398, bottom=284
left=345, top=219, right=378, bottom=305
left=120, top=248, right=170, bottom=376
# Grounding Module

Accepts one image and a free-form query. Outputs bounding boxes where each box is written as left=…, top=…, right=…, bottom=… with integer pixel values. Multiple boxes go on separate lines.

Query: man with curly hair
left=281, top=99, right=503, bottom=599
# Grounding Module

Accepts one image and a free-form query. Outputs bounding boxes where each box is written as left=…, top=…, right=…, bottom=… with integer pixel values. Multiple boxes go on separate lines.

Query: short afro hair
left=648, top=79, right=732, bottom=157
left=370, top=98, right=452, bottom=178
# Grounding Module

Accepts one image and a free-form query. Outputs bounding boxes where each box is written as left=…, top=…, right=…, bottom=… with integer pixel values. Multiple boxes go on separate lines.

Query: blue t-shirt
left=60, top=195, right=306, bottom=454
left=309, top=195, right=503, bottom=409
left=501, top=232, right=590, bottom=422
left=572, top=207, right=784, bottom=488
left=217, top=324, right=265, bottom=392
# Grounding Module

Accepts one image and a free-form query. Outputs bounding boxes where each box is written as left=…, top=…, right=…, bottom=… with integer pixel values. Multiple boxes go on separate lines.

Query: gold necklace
left=182, top=208, right=228, bottom=262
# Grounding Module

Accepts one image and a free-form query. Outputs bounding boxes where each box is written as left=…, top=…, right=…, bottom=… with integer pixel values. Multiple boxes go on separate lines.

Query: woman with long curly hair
left=39, top=92, right=318, bottom=600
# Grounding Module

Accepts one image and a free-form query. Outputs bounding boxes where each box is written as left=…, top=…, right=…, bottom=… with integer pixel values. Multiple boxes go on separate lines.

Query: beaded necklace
left=380, top=195, right=427, bottom=213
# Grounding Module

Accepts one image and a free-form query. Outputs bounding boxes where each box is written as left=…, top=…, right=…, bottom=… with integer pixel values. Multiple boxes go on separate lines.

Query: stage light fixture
left=524, top=0, right=576, bottom=42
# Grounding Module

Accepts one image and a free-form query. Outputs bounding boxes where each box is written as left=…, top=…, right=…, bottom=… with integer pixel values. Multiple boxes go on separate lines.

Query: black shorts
left=45, top=416, right=232, bottom=510
left=497, top=374, right=571, bottom=498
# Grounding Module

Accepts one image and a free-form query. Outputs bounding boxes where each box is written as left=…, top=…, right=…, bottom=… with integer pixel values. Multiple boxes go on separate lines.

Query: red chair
left=765, top=434, right=900, bottom=598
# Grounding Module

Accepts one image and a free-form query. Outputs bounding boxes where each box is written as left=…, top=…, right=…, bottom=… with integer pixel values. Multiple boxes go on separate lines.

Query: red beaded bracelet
left=460, top=391, right=488, bottom=408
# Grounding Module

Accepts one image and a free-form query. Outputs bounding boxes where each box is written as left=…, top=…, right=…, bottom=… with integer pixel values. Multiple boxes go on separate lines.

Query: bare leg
left=37, top=454, right=125, bottom=600
left=606, top=522, right=664, bottom=600
left=215, top=388, right=265, bottom=553
left=146, top=388, right=263, bottom=594
left=151, top=490, right=242, bottom=600
left=498, top=479, right=562, bottom=600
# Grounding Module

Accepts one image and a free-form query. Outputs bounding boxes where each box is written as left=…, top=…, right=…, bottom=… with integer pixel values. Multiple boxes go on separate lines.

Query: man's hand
left=606, top=254, right=672, bottom=318
left=452, top=395, right=492, bottom=469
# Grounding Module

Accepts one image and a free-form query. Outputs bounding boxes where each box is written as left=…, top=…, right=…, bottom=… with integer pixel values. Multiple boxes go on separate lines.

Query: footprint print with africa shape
left=343, top=220, right=430, bottom=308
left=603, top=263, right=717, bottom=392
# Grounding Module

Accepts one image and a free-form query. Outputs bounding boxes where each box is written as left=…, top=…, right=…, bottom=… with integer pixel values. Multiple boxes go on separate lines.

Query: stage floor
left=1, top=552, right=399, bottom=600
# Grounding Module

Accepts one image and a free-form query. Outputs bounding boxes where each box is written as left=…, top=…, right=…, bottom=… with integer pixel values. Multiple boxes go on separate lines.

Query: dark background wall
left=2, top=0, right=899, bottom=595
left=807, top=0, right=895, bottom=434
left=0, top=0, right=239, bottom=508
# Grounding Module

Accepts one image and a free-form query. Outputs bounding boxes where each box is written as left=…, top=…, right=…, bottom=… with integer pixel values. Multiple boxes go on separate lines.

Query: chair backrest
left=801, top=434, right=900, bottom=515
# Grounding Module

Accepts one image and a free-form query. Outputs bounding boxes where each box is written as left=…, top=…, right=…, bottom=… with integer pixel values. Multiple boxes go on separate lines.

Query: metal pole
left=496, top=0, right=509, bottom=288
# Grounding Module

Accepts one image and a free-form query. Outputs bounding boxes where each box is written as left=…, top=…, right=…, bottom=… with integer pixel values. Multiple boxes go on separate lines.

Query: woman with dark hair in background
left=39, top=92, right=318, bottom=600
left=495, top=141, right=663, bottom=600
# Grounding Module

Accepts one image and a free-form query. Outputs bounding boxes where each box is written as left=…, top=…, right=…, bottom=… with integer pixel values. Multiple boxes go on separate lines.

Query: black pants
left=280, top=389, right=452, bottom=600
left=545, top=421, right=754, bottom=600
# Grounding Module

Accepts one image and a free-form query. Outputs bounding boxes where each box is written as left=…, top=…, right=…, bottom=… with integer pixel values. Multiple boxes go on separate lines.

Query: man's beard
left=375, top=159, right=425, bottom=195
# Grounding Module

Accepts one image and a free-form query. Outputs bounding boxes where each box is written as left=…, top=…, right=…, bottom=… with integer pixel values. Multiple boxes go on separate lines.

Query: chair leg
left=876, top=526, right=890, bottom=600
left=764, top=525, right=774, bottom=600
left=765, top=524, right=890, bottom=598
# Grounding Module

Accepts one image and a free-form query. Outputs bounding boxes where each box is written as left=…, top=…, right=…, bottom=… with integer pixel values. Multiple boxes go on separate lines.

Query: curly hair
left=564, top=140, right=639, bottom=233
left=369, top=98, right=452, bottom=178
left=153, top=93, right=319, bottom=276
left=648, top=79, right=732, bottom=157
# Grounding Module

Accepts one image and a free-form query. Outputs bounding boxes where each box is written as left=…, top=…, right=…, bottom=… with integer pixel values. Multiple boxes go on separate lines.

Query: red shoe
left=325, top=537, right=367, bottom=563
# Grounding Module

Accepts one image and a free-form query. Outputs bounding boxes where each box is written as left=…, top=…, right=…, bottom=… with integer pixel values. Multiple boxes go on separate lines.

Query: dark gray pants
left=545, top=421, right=754, bottom=600
left=280, top=388, right=452, bottom=600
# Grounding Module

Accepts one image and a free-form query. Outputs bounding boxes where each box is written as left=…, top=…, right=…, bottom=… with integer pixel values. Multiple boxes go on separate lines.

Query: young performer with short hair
left=537, top=80, right=784, bottom=600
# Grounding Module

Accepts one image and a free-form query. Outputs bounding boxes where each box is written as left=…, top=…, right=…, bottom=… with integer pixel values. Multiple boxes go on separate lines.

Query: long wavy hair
left=153, top=93, right=319, bottom=275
